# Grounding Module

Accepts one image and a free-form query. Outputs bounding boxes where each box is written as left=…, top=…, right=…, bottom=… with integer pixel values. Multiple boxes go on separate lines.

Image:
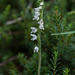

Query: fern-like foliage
left=48, top=51, right=62, bottom=75
left=17, top=52, right=48, bottom=75
left=63, top=68, right=71, bottom=75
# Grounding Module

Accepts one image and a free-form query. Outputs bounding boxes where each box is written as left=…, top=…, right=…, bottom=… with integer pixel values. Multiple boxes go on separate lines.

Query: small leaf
left=51, top=31, right=75, bottom=35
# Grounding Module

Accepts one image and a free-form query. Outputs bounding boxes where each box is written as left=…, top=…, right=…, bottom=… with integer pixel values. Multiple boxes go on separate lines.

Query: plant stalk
left=38, top=32, right=41, bottom=75
left=38, top=0, right=44, bottom=75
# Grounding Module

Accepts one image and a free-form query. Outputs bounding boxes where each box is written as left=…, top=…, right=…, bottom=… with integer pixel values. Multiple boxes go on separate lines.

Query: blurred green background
left=0, top=0, right=75, bottom=75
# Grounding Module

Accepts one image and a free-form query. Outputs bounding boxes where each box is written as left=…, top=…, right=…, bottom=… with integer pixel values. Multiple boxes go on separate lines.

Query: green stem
left=38, top=0, right=44, bottom=75
left=38, top=32, right=41, bottom=75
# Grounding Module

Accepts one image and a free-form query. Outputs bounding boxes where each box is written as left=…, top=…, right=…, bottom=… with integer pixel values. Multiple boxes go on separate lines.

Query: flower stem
left=38, top=0, right=44, bottom=75
left=38, top=32, right=41, bottom=75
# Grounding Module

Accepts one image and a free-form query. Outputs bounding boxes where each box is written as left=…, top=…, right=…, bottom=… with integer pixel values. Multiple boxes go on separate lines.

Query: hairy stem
left=38, top=0, right=44, bottom=75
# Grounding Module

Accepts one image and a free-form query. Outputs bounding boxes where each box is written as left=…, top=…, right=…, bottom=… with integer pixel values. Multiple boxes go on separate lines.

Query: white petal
left=38, top=19, right=44, bottom=25
left=34, top=12, right=40, bottom=16
left=39, top=6, right=42, bottom=9
left=40, top=2, right=44, bottom=5
left=39, top=24, right=45, bottom=30
left=34, top=46, right=39, bottom=53
left=31, top=27, right=37, bottom=33
left=30, top=34, right=37, bottom=41
left=34, top=8, right=40, bottom=12
left=33, top=17, right=39, bottom=21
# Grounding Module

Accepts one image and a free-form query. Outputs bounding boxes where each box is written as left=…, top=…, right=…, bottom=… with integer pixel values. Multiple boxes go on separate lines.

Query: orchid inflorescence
left=30, top=1, right=44, bottom=53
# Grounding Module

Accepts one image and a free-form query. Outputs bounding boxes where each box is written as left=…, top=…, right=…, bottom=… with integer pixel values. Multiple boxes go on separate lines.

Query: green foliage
left=0, top=5, right=11, bottom=24
left=9, top=69, right=18, bottom=75
left=0, top=0, right=74, bottom=75
left=48, top=51, right=62, bottom=75
left=51, top=31, right=75, bottom=35
left=18, top=52, right=48, bottom=75
left=63, top=68, right=71, bottom=75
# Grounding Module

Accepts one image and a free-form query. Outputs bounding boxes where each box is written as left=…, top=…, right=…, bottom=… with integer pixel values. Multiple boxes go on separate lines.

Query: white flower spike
left=31, top=27, right=37, bottom=33
left=30, top=34, right=37, bottom=41
left=34, top=46, right=39, bottom=53
left=31, top=1, right=45, bottom=54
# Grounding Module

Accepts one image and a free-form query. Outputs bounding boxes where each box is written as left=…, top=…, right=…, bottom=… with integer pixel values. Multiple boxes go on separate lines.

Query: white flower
left=34, top=12, right=40, bottom=16
left=30, top=34, right=37, bottom=41
left=38, top=19, right=44, bottom=30
left=33, top=11, right=40, bottom=20
left=39, top=24, right=44, bottom=30
left=34, top=6, right=42, bottom=12
left=39, top=6, right=42, bottom=9
left=40, top=2, right=44, bottom=5
left=33, top=6, right=42, bottom=21
left=33, top=16, right=39, bottom=21
left=34, top=8, right=40, bottom=12
left=38, top=19, right=44, bottom=25
left=31, top=27, right=37, bottom=33
left=33, top=9, right=40, bottom=21
left=34, top=46, right=39, bottom=53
